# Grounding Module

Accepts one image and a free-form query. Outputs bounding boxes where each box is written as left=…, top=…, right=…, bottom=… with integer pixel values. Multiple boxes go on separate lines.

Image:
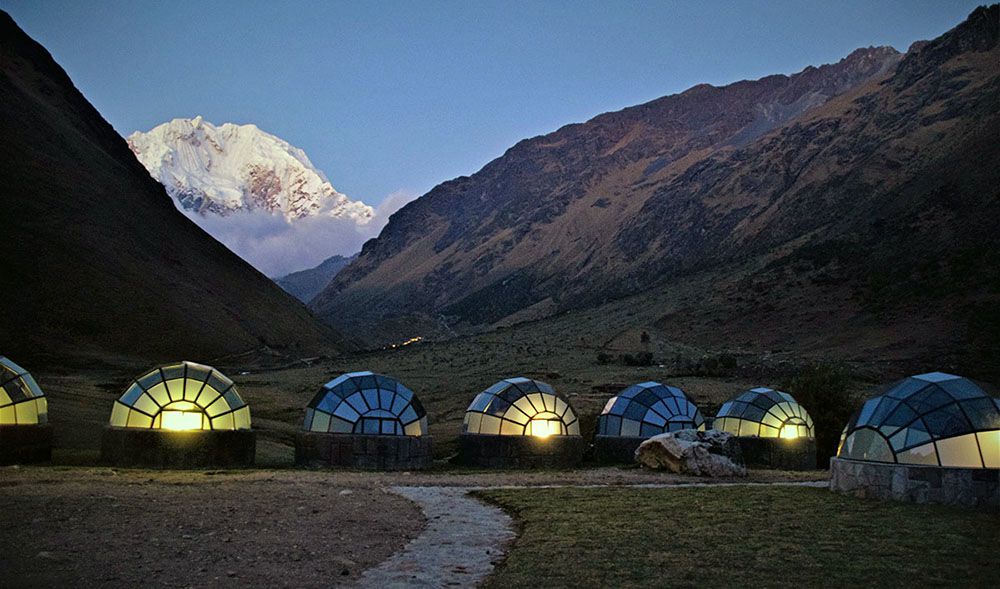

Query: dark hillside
left=0, top=11, right=343, bottom=365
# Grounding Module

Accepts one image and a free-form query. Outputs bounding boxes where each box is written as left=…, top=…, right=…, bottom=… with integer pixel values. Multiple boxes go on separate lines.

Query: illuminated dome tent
left=296, top=371, right=433, bottom=470
left=593, top=382, right=705, bottom=463
left=0, top=356, right=52, bottom=464
left=714, top=387, right=816, bottom=470
left=457, top=377, right=585, bottom=468
left=100, top=362, right=256, bottom=468
left=837, top=373, right=998, bottom=468
left=831, top=372, right=999, bottom=509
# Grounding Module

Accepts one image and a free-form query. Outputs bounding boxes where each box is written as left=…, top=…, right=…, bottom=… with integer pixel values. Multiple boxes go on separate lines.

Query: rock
left=635, top=429, right=746, bottom=477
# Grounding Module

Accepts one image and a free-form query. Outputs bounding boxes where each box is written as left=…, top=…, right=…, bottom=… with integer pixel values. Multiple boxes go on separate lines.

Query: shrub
left=620, top=351, right=654, bottom=366
left=784, top=363, right=862, bottom=468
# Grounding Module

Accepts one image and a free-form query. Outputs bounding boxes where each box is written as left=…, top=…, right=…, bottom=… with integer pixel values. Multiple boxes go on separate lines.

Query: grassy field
left=477, top=486, right=997, bottom=588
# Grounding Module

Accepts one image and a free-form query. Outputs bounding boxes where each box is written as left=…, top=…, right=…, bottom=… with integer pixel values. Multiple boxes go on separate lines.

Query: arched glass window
left=109, top=362, right=250, bottom=431
left=597, top=381, right=704, bottom=437
left=839, top=372, right=1000, bottom=468
left=715, top=387, right=814, bottom=439
left=0, top=356, right=47, bottom=425
left=462, top=377, right=579, bottom=437
left=304, top=371, right=428, bottom=436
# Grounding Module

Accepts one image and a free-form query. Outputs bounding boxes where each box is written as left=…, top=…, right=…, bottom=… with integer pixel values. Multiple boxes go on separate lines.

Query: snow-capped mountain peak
left=127, top=117, right=374, bottom=223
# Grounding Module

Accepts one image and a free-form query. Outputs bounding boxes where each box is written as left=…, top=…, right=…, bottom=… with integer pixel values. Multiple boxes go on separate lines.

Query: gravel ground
left=0, top=467, right=423, bottom=588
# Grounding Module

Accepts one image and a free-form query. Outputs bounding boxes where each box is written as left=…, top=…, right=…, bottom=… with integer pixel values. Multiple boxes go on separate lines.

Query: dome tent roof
left=838, top=372, right=1000, bottom=468
left=304, top=371, right=428, bottom=436
left=463, top=377, right=580, bottom=437
left=597, top=381, right=704, bottom=438
left=0, top=356, right=47, bottom=425
left=110, top=362, right=250, bottom=430
left=715, top=387, right=814, bottom=439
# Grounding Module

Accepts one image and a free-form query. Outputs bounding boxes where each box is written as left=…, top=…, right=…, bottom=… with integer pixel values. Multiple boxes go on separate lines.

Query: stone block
left=0, top=424, right=53, bottom=465
left=456, top=434, right=584, bottom=468
left=830, top=457, right=999, bottom=511
left=295, top=432, right=433, bottom=470
left=100, top=427, right=255, bottom=468
left=736, top=436, right=816, bottom=470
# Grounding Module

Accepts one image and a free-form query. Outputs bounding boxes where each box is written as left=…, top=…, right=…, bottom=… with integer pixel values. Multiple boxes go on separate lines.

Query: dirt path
left=356, top=487, right=516, bottom=588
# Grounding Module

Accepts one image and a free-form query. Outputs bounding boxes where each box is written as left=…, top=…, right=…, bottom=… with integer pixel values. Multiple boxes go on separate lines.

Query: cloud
left=179, top=188, right=422, bottom=278
left=376, top=189, right=420, bottom=220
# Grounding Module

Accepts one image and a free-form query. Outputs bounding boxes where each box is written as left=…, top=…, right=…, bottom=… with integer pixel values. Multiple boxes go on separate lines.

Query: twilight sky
left=1, top=0, right=981, bottom=210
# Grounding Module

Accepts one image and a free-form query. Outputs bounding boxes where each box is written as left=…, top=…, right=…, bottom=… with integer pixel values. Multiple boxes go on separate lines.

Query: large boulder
left=635, top=429, right=746, bottom=477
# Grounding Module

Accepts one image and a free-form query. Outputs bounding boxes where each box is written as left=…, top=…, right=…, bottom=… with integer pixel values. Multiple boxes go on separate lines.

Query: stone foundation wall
left=457, top=434, right=584, bottom=468
left=737, top=436, right=816, bottom=470
left=100, top=427, right=256, bottom=468
left=295, top=432, right=433, bottom=470
left=0, top=424, right=52, bottom=465
left=592, top=436, right=644, bottom=464
left=830, top=457, right=999, bottom=510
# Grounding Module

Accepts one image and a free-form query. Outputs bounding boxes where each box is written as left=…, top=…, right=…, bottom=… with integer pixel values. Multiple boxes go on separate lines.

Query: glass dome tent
left=303, top=371, right=428, bottom=436
left=102, top=362, right=255, bottom=468
left=597, top=381, right=704, bottom=437
left=0, top=356, right=48, bottom=426
left=0, top=356, right=52, bottom=464
left=109, top=362, right=250, bottom=431
left=714, top=387, right=814, bottom=439
left=838, top=372, right=1000, bottom=468
left=462, top=377, right=579, bottom=437
left=296, top=371, right=433, bottom=469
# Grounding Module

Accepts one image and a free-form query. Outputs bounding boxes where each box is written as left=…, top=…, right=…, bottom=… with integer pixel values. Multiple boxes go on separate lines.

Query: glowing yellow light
left=780, top=424, right=801, bottom=439
left=528, top=418, right=560, bottom=438
left=161, top=410, right=203, bottom=431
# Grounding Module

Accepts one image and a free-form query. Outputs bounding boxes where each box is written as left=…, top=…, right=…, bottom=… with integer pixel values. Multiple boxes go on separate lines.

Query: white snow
left=127, top=117, right=374, bottom=223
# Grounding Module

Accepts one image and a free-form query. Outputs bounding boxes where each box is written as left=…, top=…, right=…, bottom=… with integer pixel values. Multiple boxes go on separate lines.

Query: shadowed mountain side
left=276, top=254, right=357, bottom=304
left=0, top=11, right=345, bottom=365
left=313, top=6, right=1000, bottom=376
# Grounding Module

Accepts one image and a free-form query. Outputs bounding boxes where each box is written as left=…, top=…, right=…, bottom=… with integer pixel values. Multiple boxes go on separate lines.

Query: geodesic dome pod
left=715, top=387, right=814, bottom=439
left=838, top=372, right=1000, bottom=468
left=110, top=362, right=250, bottom=430
left=0, top=356, right=48, bottom=425
left=463, top=377, right=579, bottom=437
left=303, top=371, right=428, bottom=436
left=597, top=381, right=704, bottom=437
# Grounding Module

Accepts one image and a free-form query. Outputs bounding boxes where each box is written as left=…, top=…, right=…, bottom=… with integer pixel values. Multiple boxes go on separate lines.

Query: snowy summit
left=127, top=116, right=374, bottom=223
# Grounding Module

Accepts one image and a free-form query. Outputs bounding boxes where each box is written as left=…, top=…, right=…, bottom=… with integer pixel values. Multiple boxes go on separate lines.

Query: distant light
left=161, top=411, right=203, bottom=431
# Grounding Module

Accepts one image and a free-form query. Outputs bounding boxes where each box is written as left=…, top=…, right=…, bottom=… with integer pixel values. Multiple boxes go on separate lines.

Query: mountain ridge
left=311, top=41, right=906, bottom=334
left=312, top=5, right=1000, bottom=380
left=276, top=254, right=357, bottom=304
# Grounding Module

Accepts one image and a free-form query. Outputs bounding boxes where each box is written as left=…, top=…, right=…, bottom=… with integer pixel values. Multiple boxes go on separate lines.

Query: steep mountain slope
left=314, top=6, right=999, bottom=362
left=312, top=43, right=901, bottom=336
left=276, top=254, right=357, bottom=303
left=0, top=12, right=343, bottom=364
left=128, top=117, right=373, bottom=222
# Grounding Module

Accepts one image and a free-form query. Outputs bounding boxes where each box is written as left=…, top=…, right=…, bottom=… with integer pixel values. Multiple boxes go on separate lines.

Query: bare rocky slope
left=0, top=12, right=344, bottom=365
left=313, top=6, right=1000, bottom=376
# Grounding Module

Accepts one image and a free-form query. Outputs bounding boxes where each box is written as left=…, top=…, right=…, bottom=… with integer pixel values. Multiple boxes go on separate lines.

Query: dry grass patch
left=478, top=485, right=995, bottom=588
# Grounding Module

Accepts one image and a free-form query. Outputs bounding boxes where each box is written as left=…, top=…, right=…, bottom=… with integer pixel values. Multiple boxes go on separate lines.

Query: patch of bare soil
left=0, top=468, right=423, bottom=588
